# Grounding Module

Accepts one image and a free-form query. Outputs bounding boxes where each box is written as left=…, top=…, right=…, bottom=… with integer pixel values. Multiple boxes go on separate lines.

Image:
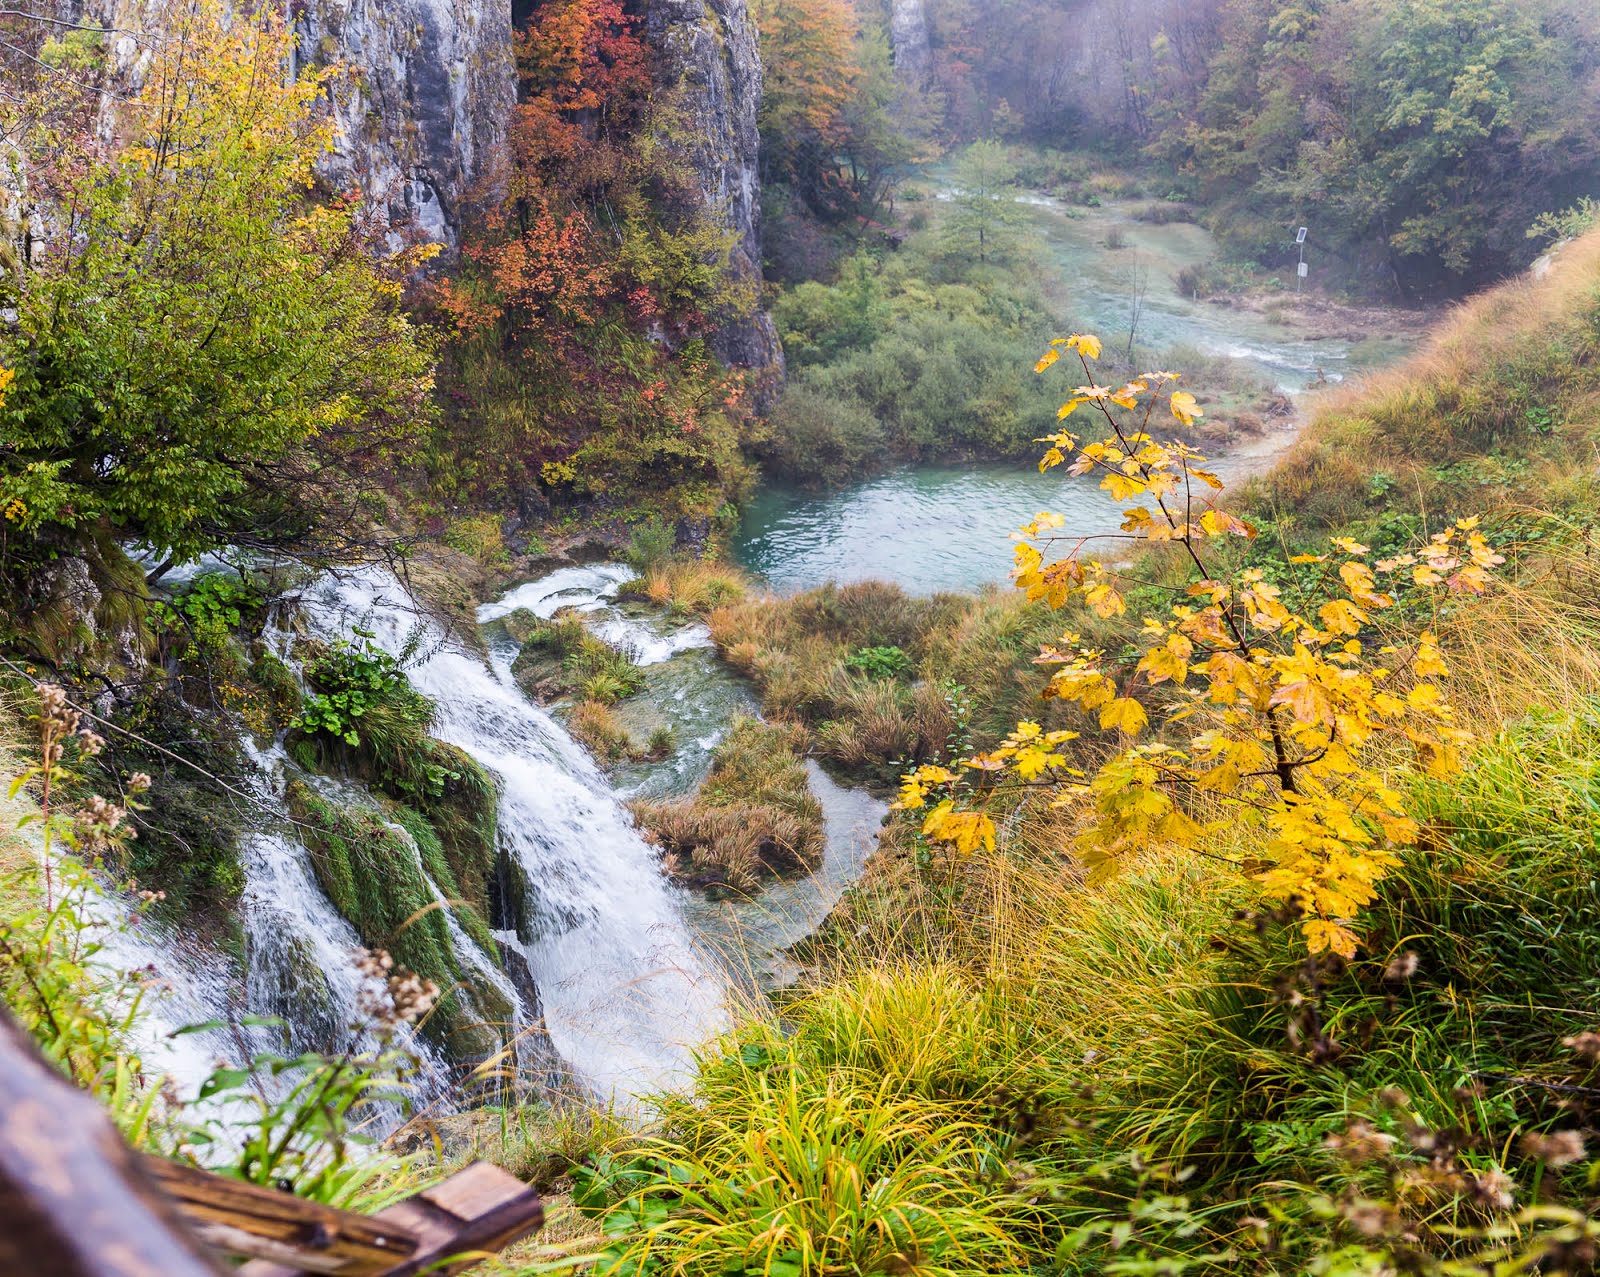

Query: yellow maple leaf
left=1169, top=390, right=1203, bottom=426
left=1100, top=697, right=1149, bottom=736
left=1414, top=632, right=1450, bottom=678
left=1303, top=919, right=1359, bottom=959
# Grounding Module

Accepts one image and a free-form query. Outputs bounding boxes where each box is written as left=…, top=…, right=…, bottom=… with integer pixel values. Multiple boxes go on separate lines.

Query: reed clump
left=510, top=611, right=644, bottom=705
left=636, top=559, right=748, bottom=616
left=633, top=717, right=823, bottom=893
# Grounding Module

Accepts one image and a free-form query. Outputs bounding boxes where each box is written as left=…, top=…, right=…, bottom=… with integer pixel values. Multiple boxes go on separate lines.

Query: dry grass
left=567, top=700, right=637, bottom=764
left=1261, top=225, right=1600, bottom=530
left=633, top=717, right=823, bottom=892
left=710, top=582, right=1085, bottom=783
left=640, top=560, right=748, bottom=617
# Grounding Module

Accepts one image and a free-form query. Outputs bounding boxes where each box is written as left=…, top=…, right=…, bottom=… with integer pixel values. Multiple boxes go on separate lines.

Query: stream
left=735, top=188, right=1424, bottom=596
left=100, top=561, right=884, bottom=1119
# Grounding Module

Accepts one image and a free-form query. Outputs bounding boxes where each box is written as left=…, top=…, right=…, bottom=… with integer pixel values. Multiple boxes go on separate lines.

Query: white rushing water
left=478, top=563, right=713, bottom=667
left=291, top=568, right=729, bottom=1107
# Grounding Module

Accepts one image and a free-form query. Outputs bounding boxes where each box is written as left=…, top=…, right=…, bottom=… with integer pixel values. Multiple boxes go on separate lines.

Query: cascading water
left=231, top=747, right=457, bottom=1099
left=290, top=568, right=730, bottom=1107
left=478, top=563, right=711, bottom=666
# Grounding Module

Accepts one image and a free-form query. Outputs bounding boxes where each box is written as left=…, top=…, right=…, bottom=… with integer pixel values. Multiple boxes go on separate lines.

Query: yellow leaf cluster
left=908, top=334, right=1498, bottom=955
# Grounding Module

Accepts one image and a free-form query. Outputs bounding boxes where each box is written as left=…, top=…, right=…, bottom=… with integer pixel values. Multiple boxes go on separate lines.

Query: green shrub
left=511, top=612, right=644, bottom=704
left=293, top=632, right=420, bottom=748
left=624, top=518, right=676, bottom=571
left=758, top=381, right=885, bottom=487
left=844, top=644, right=913, bottom=679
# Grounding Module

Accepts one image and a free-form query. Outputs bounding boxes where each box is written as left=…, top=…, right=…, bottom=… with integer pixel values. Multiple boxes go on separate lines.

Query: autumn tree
left=0, top=0, right=435, bottom=566
left=897, top=335, right=1498, bottom=957
left=428, top=0, right=759, bottom=512
left=755, top=0, right=860, bottom=202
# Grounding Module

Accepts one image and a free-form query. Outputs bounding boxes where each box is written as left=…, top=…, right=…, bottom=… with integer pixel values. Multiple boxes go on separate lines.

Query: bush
left=568, top=699, right=636, bottom=763
left=759, top=381, right=886, bottom=488
left=624, top=519, right=675, bottom=571
left=1174, top=260, right=1219, bottom=299
left=509, top=612, right=644, bottom=704
left=441, top=513, right=509, bottom=565
left=1133, top=201, right=1194, bottom=225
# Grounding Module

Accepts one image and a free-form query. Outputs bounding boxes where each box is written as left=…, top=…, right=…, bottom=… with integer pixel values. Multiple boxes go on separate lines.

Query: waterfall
left=291, top=568, right=730, bottom=1107
left=87, top=746, right=458, bottom=1111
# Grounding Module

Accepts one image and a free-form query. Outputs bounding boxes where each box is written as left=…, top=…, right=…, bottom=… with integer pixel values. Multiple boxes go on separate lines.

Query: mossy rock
left=500, top=607, right=545, bottom=645
left=9, top=529, right=157, bottom=683
left=510, top=611, right=644, bottom=705
left=284, top=779, right=506, bottom=1061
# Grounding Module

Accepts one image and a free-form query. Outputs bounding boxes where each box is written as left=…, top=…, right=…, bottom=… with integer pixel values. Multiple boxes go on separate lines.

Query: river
left=735, top=189, right=1423, bottom=596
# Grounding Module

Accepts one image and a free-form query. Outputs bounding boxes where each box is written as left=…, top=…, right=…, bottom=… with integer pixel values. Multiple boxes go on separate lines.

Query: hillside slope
left=568, top=231, right=1600, bottom=1276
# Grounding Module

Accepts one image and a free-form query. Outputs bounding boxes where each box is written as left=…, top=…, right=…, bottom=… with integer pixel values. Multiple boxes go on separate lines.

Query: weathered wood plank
left=0, top=1012, right=225, bottom=1277
left=239, top=1162, right=544, bottom=1277
left=142, top=1157, right=418, bottom=1275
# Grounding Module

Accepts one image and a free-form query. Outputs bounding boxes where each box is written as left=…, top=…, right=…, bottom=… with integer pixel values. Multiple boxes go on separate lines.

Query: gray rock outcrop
left=75, top=0, right=515, bottom=245
left=646, top=0, right=784, bottom=384
left=288, top=0, right=516, bottom=244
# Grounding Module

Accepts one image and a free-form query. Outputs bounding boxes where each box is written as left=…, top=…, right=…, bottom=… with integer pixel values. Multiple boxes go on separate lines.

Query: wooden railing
left=0, top=1013, right=544, bottom=1277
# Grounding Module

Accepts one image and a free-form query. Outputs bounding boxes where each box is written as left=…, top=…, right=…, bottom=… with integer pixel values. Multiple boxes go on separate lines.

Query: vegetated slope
left=1258, top=226, right=1600, bottom=538
left=568, top=236, right=1600, bottom=1273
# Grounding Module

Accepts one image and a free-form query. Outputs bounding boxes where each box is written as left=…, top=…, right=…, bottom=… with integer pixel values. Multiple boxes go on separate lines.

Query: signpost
left=1295, top=226, right=1308, bottom=293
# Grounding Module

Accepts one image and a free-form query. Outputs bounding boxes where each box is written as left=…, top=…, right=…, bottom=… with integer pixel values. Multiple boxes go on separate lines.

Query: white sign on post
left=1296, top=227, right=1308, bottom=244
left=1298, top=261, right=1309, bottom=278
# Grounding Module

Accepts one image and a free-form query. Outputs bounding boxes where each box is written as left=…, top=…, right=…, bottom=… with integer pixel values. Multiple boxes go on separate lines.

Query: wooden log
left=0, top=1012, right=224, bottom=1277
left=239, top=1163, right=545, bottom=1277
left=141, top=1157, right=419, bottom=1275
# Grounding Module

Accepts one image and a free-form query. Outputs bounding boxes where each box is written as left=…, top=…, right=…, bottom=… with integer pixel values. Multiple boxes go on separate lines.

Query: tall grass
left=581, top=522, right=1600, bottom=1272
left=633, top=717, right=823, bottom=891
left=1260, top=226, right=1600, bottom=532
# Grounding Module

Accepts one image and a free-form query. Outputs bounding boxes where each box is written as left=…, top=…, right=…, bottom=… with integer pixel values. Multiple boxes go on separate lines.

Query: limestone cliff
left=889, top=0, right=931, bottom=89
left=287, top=0, right=516, bottom=244
left=77, top=0, right=515, bottom=244
left=646, top=0, right=784, bottom=384
left=77, top=0, right=777, bottom=376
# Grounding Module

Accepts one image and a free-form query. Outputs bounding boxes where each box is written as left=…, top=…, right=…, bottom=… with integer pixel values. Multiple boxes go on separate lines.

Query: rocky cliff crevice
left=646, top=0, right=784, bottom=385
left=289, top=0, right=516, bottom=244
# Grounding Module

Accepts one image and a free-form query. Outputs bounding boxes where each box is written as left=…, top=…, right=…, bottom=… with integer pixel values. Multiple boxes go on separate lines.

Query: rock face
left=889, top=0, right=931, bottom=88
left=288, top=0, right=515, bottom=245
left=646, top=0, right=784, bottom=384
left=76, top=0, right=515, bottom=246
left=79, top=0, right=777, bottom=373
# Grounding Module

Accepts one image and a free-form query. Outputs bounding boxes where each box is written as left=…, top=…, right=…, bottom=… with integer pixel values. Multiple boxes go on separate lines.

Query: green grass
left=511, top=613, right=645, bottom=706
left=574, top=697, right=1600, bottom=1274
